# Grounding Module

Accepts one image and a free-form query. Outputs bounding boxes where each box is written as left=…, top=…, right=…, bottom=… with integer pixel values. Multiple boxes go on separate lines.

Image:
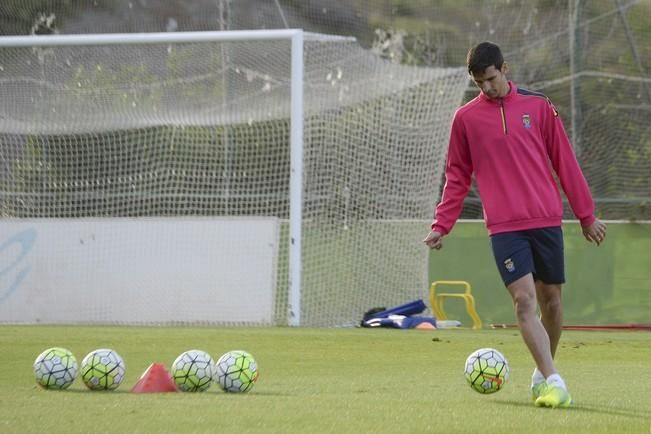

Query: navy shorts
left=489, top=227, right=565, bottom=287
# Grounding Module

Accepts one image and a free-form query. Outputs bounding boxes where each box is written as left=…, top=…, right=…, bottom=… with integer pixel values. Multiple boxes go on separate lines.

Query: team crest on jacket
left=521, top=114, right=531, bottom=129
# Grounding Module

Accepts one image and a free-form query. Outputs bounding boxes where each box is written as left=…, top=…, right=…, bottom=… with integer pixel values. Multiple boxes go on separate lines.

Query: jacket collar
left=479, top=80, right=516, bottom=103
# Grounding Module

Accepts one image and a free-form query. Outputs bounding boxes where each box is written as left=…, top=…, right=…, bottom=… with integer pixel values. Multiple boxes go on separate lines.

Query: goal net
left=0, top=30, right=468, bottom=326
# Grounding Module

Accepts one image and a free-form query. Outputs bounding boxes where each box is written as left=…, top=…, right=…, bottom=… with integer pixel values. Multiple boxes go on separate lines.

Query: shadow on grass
left=41, top=388, right=289, bottom=397
left=493, top=399, right=651, bottom=420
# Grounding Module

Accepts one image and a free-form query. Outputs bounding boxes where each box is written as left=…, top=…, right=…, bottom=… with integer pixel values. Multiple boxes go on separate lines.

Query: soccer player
left=423, top=42, right=606, bottom=408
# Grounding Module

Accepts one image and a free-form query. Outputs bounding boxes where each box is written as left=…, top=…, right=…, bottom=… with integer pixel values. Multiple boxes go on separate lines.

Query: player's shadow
left=494, top=399, right=651, bottom=420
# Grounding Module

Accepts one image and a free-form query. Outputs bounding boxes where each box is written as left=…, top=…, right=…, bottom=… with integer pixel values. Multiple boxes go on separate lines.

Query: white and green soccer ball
left=464, top=348, right=509, bottom=394
left=33, top=347, right=78, bottom=390
left=80, top=348, right=126, bottom=390
left=214, top=350, right=259, bottom=393
left=171, top=350, right=214, bottom=392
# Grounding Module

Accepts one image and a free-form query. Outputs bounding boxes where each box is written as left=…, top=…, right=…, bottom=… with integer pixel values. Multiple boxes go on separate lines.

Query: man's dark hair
left=467, top=42, right=504, bottom=75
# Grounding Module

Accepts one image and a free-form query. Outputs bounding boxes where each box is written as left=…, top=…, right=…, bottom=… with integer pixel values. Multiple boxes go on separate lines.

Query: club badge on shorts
left=504, top=258, right=516, bottom=273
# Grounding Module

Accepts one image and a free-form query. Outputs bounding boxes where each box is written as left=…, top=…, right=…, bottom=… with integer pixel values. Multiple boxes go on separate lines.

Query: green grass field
left=0, top=326, right=649, bottom=433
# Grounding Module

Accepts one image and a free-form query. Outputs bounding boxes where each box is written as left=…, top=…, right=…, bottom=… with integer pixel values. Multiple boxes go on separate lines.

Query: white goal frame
left=0, top=29, right=305, bottom=326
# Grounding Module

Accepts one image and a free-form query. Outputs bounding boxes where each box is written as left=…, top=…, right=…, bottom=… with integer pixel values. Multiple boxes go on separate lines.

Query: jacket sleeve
left=543, top=99, right=596, bottom=228
left=431, top=111, right=473, bottom=235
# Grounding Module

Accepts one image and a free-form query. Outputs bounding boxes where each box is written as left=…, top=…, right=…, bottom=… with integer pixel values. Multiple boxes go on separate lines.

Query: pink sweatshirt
left=432, top=81, right=595, bottom=236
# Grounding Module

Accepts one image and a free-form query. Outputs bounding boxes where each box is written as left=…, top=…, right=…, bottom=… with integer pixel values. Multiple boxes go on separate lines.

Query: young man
left=423, top=42, right=607, bottom=408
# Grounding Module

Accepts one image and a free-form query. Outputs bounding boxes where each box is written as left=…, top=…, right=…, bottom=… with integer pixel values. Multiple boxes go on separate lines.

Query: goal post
left=0, top=29, right=468, bottom=326
left=0, top=29, right=306, bottom=326
left=288, top=32, right=304, bottom=327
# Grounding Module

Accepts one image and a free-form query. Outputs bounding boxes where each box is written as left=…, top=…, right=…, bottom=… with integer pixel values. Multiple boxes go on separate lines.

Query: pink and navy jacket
left=432, top=81, right=595, bottom=236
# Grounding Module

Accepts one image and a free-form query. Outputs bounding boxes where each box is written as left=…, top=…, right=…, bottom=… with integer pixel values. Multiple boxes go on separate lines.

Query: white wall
left=0, top=218, right=279, bottom=325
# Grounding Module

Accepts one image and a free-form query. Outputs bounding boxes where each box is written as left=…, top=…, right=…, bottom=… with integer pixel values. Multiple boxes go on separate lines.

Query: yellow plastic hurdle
left=429, top=280, right=482, bottom=329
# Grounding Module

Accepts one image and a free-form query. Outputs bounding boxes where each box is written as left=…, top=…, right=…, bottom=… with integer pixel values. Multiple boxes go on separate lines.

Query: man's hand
left=582, top=218, right=607, bottom=246
left=423, top=230, right=444, bottom=250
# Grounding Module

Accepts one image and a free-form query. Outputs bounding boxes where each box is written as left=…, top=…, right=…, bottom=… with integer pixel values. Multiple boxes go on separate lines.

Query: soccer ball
left=171, top=350, right=214, bottom=392
left=214, top=350, right=258, bottom=393
left=80, top=348, right=126, bottom=390
left=464, top=347, right=509, bottom=394
left=33, top=347, right=78, bottom=390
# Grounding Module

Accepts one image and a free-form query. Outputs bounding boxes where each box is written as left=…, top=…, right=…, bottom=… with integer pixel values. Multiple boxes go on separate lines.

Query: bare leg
left=507, top=273, right=556, bottom=378
left=535, top=281, right=563, bottom=358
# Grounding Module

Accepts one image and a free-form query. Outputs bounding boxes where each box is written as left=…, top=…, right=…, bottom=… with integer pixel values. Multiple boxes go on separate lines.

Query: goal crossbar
left=0, top=29, right=303, bottom=47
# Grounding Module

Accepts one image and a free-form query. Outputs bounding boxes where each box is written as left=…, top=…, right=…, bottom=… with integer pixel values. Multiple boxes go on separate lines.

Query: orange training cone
left=130, top=363, right=177, bottom=393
